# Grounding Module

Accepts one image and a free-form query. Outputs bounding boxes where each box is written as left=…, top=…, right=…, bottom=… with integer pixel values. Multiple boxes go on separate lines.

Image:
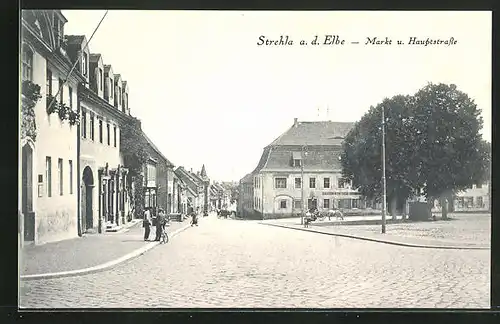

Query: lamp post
left=381, top=106, right=387, bottom=234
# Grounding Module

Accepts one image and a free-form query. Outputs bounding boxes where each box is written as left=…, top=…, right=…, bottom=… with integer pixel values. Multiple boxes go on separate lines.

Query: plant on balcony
left=21, top=80, right=42, bottom=142
left=46, top=94, right=79, bottom=126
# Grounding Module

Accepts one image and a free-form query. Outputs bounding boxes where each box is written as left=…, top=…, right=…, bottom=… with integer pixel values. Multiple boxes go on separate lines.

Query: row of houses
left=238, top=118, right=490, bottom=220
left=19, top=10, right=223, bottom=246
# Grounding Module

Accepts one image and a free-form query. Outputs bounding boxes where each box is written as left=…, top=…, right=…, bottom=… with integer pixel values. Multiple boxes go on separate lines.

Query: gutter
left=77, top=86, right=82, bottom=236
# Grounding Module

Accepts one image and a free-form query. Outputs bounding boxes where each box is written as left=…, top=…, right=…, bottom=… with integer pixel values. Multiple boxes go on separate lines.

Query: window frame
left=58, top=158, right=63, bottom=196
left=274, top=177, right=287, bottom=189
left=323, top=177, right=330, bottom=189
left=81, top=110, right=87, bottom=138
left=113, top=126, right=117, bottom=147
left=280, top=200, right=287, bottom=209
left=22, top=44, right=33, bottom=81
left=107, top=123, right=111, bottom=145
left=295, top=177, right=302, bottom=189
left=98, top=119, right=103, bottom=143
left=69, top=160, right=73, bottom=194
left=90, top=114, right=95, bottom=141
left=46, top=157, right=52, bottom=197
left=323, top=198, right=330, bottom=209
left=309, top=177, right=316, bottom=189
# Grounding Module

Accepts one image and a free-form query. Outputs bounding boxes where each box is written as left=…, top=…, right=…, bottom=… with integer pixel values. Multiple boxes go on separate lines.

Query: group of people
left=143, top=207, right=169, bottom=241
left=143, top=206, right=200, bottom=240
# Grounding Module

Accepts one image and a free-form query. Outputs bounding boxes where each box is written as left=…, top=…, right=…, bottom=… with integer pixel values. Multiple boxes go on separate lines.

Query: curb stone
left=20, top=222, right=192, bottom=281
left=260, top=222, right=490, bottom=251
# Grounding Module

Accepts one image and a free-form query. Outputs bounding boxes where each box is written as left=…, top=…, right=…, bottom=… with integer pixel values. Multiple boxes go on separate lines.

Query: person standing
left=155, top=209, right=166, bottom=241
left=143, top=207, right=151, bottom=241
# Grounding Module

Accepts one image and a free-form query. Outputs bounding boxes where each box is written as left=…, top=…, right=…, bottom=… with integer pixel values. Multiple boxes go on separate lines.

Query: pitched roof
left=268, top=121, right=354, bottom=146
left=65, top=35, right=85, bottom=45
left=141, top=131, right=174, bottom=167
left=104, top=65, right=113, bottom=72
left=261, top=147, right=342, bottom=171
left=175, top=167, right=201, bottom=191
left=240, top=173, right=254, bottom=184
left=89, top=53, right=102, bottom=62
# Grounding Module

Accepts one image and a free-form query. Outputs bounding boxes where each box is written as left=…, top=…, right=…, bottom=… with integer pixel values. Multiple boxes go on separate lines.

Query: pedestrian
left=191, top=209, right=198, bottom=226
left=143, top=207, right=152, bottom=241
left=155, top=208, right=166, bottom=241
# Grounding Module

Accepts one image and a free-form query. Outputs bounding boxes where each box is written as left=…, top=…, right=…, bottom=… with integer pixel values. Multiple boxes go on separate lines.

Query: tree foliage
left=21, top=80, right=42, bottom=141
left=341, top=83, right=490, bottom=218
left=120, top=117, right=150, bottom=218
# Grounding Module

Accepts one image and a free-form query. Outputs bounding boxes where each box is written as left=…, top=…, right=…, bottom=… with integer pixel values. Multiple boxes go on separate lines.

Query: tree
left=410, top=83, right=488, bottom=219
left=341, top=95, right=417, bottom=216
left=341, top=82, right=489, bottom=220
left=120, top=117, right=150, bottom=218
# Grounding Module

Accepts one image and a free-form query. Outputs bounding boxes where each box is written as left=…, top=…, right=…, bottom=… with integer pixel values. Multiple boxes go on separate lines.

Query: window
left=118, top=87, right=121, bottom=105
left=295, top=177, right=301, bottom=189
left=476, top=196, right=484, bottom=208
left=68, top=86, right=73, bottom=109
left=275, top=177, right=287, bottom=189
left=58, top=158, right=63, bottom=195
left=465, top=197, right=473, bottom=208
left=294, top=200, right=302, bottom=209
left=46, top=157, right=52, bottom=197
left=90, top=114, right=95, bottom=140
left=58, top=78, right=64, bottom=103
left=69, top=160, right=73, bottom=194
left=82, top=52, right=88, bottom=76
left=352, top=199, right=360, bottom=209
left=324, top=178, right=330, bottom=188
left=476, top=183, right=482, bottom=189
left=456, top=197, right=464, bottom=209
left=110, top=78, right=113, bottom=98
left=113, top=126, right=117, bottom=147
left=99, top=120, right=103, bottom=143
left=293, top=159, right=301, bottom=167
left=107, top=123, right=110, bottom=145
left=99, top=68, right=103, bottom=91
left=309, top=177, right=316, bottom=189
left=82, top=110, right=87, bottom=138
left=323, top=198, right=330, bottom=209
left=46, top=69, right=52, bottom=97
left=22, top=45, right=33, bottom=81
left=280, top=200, right=287, bottom=209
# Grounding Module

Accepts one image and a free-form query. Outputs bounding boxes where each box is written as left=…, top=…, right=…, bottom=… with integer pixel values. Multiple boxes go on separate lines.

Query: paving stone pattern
left=19, top=215, right=490, bottom=309
left=20, top=220, right=189, bottom=275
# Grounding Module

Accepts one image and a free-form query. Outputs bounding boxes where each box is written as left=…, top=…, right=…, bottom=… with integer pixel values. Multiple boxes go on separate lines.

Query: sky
left=61, top=10, right=491, bottom=182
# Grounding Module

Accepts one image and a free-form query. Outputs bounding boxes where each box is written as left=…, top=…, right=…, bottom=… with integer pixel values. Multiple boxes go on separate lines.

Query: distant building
left=247, top=118, right=365, bottom=219
left=431, top=182, right=490, bottom=213
left=238, top=173, right=255, bottom=219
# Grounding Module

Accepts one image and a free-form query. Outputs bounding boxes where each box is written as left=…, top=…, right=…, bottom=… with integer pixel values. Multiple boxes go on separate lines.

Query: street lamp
left=381, top=106, right=387, bottom=234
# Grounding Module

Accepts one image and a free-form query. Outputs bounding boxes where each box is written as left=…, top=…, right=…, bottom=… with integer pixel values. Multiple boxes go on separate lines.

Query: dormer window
left=21, top=44, right=33, bottom=81
left=291, top=152, right=302, bottom=167
left=110, top=78, right=113, bottom=98
left=82, top=52, right=88, bottom=76
left=52, top=14, right=64, bottom=48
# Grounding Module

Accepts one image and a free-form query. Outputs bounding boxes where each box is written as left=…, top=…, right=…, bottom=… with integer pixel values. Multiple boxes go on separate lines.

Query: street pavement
left=19, top=214, right=490, bottom=309
left=20, top=218, right=190, bottom=276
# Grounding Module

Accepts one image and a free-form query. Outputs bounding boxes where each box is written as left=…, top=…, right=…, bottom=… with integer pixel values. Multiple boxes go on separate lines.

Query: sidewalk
left=20, top=218, right=192, bottom=279
left=260, top=215, right=490, bottom=250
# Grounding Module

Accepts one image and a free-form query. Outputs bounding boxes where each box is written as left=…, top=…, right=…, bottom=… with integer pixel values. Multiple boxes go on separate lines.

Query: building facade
left=430, top=182, right=491, bottom=213
left=238, top=173, right=255, bottom=219
left=20, top=10, right=86, bottom=244
left=248, top=118, right=363, bottom=220
left=70, top=40, right=135, bottom=233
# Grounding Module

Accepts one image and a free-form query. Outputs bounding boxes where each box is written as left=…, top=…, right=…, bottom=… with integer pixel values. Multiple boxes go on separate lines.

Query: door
left=308, top=198, right=317, bottom=211
left=22, top=144, right=35, bottom=241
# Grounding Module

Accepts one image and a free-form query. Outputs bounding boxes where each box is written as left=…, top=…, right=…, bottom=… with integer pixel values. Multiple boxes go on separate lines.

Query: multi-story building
left=67, top=36, right=136, bottom=233
left=140, top=131, right=175, bottom=217
left=430, top=182, right=491, bottom=213
left=20, top=10, right=86, bottom=244
left=238, top=173, right=255, bottom=219
left=175, top=167, right=205, bottom=213
left=248, top=118, right=362, bottom=219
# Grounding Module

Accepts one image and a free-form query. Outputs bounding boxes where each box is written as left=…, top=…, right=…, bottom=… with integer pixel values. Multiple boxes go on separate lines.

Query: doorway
left=82, top=166, right=94, bottom=232
left=22, top=143, right=35, bottom=241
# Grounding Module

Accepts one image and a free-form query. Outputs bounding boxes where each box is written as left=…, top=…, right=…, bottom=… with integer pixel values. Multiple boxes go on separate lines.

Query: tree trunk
left=427, top=199, right=434, bottom=219
left=440, top=196, right=448, bottom=220
left=389, top=195, right=398, bottom=220
left=401, top=199, right=407, bottom=220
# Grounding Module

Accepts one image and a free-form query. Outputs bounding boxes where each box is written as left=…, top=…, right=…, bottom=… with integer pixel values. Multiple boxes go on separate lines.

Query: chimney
left=294, top=118, right=298, bottom=127
left=190, top=168, right=193, bottom=173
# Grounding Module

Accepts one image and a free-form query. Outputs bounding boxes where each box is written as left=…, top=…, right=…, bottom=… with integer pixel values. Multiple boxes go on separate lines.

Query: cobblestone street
left=19, top=215, right=490, bottom=309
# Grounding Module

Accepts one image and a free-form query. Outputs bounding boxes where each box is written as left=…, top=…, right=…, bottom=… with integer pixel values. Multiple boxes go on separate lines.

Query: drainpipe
left=76, top=87, right=82, bottom=237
